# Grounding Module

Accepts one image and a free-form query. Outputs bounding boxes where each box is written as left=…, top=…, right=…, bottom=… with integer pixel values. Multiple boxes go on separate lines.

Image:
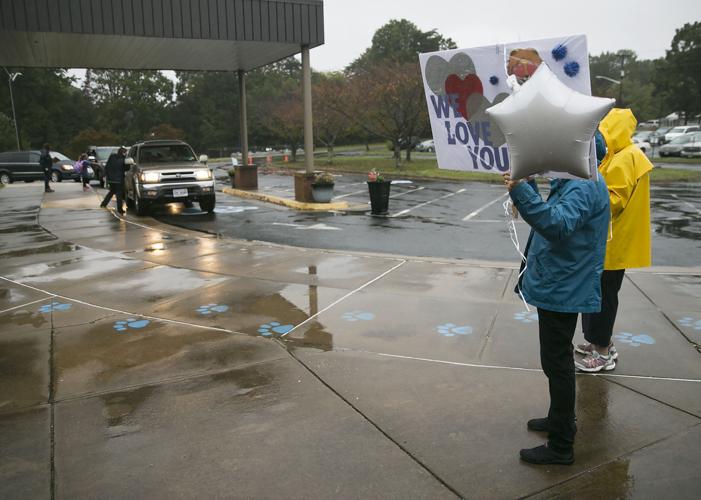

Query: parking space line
left=335, top=189, right=368, bottom=199
left=0, top=297, right=54, bottom=315
left=389, top=186, right=425, bottom=199
left=671, top=194, right=701, bottom=215
left=281, top=259, right=407, bottom=337
left=390, top=188, right=466, bottom=217
left=462, top=193, right=509, bottom=221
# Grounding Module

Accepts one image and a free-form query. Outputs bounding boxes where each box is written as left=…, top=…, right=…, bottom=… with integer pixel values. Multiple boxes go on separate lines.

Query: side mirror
left=125, top=157, right=135, bottom=166
left=199, top=154, right=208, bottom=164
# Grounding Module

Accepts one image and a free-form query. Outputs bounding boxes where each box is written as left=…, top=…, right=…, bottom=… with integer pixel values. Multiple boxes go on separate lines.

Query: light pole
left=595, top=75, right=622, bottom=107
left=3, top=68, right=22, bottom=149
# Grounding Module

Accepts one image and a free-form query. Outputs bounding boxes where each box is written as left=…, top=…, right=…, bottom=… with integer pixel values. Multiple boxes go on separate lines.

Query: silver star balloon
left=486, top=63, right=615, bottom=180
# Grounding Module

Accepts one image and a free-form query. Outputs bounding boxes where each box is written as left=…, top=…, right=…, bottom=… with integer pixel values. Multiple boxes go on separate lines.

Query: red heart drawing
left=444, top=74, right=483, bottom=120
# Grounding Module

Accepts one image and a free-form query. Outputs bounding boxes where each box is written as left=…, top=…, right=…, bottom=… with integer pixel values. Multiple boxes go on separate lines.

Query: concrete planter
left=294, top=171, right=316, bottom=202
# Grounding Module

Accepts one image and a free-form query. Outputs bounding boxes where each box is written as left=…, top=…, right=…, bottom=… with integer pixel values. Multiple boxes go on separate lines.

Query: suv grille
left=160, top=171, right=196, bottom=183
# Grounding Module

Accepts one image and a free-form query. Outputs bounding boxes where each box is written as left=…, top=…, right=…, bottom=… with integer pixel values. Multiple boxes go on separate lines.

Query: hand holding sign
left=486, top=63, right=615, bottom=180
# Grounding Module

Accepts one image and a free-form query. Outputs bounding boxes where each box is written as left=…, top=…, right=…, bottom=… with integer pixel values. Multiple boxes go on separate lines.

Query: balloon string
left=503, top=199, right=531, bottom=312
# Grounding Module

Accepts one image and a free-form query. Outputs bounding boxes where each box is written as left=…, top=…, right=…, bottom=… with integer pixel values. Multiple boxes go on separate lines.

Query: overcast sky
left=311, top=0, right=701, bottom=71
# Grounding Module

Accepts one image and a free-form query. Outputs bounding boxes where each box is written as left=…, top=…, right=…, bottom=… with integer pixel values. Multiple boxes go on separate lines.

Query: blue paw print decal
left=38, top=301, right=72, bottom=313
left=514, top=310, right=538, bottom=323
left=437, top=323, right=473, bottom=337
left=113, top=318, right=150, bottom=332
left=678, top=317, right=701, bottom=330
left=196, top=303, right=229, bottom=315
left=257, top=322, right=294, bottom=337
left=614, top=332, right=656, bottom=347
left=342, top=310, right=375, bottom=322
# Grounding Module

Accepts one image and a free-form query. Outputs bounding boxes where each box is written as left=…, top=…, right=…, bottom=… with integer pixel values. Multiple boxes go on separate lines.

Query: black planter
left=367, top=181, right=391, bottom=215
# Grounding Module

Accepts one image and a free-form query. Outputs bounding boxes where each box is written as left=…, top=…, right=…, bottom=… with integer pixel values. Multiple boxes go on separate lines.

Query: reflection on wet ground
left=651, top=184, right=701, bottom=240
left=1, top=183, right=700, bottom=499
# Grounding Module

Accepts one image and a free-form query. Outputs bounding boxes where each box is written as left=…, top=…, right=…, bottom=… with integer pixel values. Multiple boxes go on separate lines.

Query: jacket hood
left=598, top=108, right=636, bottom=155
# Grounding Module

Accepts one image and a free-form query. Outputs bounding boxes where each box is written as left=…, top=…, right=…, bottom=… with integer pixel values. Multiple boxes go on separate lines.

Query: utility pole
left=3, top=67, right=22, bottom=149
left=618, top=52, right=625, bottom=108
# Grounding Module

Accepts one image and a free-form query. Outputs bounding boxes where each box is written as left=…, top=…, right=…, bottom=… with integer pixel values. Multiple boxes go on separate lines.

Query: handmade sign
left=419, top=35, right=596, bottom=177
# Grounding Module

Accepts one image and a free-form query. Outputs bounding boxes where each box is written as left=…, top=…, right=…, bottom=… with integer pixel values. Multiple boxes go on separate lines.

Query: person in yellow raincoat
left=575, top=108, right=653, bottom=372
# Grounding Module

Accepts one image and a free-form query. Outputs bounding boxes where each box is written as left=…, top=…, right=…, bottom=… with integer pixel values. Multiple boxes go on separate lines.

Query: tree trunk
left=405, top=147, right=412, bottom=162
left=394, top=144, right=402, bottom=169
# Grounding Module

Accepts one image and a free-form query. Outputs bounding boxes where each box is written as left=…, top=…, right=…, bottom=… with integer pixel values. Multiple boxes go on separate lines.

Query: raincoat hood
left=598, top=108, right=636, bottom=157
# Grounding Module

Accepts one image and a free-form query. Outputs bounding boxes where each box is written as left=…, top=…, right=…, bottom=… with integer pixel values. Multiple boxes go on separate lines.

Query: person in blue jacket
left=504, top=169, right=610, bottom=465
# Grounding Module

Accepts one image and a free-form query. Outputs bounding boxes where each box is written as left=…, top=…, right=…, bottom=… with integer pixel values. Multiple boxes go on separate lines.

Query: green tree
left=347, top=19, right=456, bottom=74
left=86, top=70, right=173, bottom=143
left=67, top=128, right=120, bottom=159
left=661, top=22, right=701, bottom=123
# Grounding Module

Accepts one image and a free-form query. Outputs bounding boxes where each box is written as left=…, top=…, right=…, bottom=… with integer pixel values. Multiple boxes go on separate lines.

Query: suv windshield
left=139, top=145, right=197, bottom=163
left=95, top=147, right=117, bottom=161
left=50, top=152, right=71, bottom=161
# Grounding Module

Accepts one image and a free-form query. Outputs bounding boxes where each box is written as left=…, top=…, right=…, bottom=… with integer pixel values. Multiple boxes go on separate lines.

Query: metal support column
left=302, top=45, right=314, bottom=174
left=238, top=70, right=248, bottom=167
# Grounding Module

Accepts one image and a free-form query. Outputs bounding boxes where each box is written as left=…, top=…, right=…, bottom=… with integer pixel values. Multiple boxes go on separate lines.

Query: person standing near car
left=575, top=109, right=653, bottom=372
left=39, top=143, right=54, bottom=193
left=100, top=147, right=127, bottom=215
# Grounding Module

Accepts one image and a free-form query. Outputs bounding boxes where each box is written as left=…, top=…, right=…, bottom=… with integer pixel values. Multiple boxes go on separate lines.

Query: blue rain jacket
left=510, top=175, right=610, bottom=313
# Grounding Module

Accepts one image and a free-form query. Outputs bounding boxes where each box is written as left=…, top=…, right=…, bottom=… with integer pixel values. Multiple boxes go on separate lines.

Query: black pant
left=537, top=308, right=578, bottom=453
left=101, top=184, right=124, bottom=213
left=582, top=270, right=625, bottom=347
left=81, top=174, right=89, bottom=187
left=43, top=169, right=51, bottom=191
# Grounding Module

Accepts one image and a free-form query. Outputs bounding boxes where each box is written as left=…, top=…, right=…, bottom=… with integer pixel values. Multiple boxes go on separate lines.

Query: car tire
left=51, top=171, right=61, bottom=183
left=0, top=172, right=12, bottom=185
left=134, top=193, right=149, bottom=216
left=199, top=195, right=216, bottom=214
left=428, top=147, right=435, bottom=152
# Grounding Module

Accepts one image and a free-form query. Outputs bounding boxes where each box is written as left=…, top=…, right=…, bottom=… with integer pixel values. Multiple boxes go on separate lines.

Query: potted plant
left=311, top=171, right=335, bottom=203
left=367, top=169, right=391, bottom=215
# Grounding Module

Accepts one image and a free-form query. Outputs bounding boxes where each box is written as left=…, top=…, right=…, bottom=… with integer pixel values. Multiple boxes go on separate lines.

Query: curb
left=221, top=187, right=367, bottom=212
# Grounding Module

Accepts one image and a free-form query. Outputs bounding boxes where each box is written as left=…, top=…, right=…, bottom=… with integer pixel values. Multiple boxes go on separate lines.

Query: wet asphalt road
left=152, top=172, right=701, bottom=267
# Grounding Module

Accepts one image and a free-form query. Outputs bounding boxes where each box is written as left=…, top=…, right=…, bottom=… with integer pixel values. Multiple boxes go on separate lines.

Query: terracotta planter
left=294, top=171, right=316, bottom=202
left=234, top=165, right=258, bottom=190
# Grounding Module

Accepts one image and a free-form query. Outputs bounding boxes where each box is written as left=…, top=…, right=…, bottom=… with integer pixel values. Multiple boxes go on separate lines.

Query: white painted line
left=271, top=222, right=341, bottom=231
left=335, top=189, right=367, bottom=199
left=671, top=194, right=701, bottom=215
left=281, top=260, right=407, bottom=337
left=390, top=188, right=466, bottom=217
left=462, top=193, right=509, bottom=221
left=371, top=352, right=701, bottom=383
left=390, top=186, right=425, bottom=199
left=0, top=275, right=233, bottom=334
left=0, top=297, right=54, bottom=315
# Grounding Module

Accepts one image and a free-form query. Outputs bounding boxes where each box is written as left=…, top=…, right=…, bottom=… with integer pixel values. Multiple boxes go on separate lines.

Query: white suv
left=665, top=125, right=700, bottom=143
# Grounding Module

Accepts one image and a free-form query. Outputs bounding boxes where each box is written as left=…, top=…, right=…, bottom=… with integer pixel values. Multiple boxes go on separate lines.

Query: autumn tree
left=313, top=73, right=350, bottom=163
left=67, top=128, right=120, bottom=158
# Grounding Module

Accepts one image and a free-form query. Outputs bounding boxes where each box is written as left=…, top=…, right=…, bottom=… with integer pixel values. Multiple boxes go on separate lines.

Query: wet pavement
left=1, top=182, right=700, bottom=499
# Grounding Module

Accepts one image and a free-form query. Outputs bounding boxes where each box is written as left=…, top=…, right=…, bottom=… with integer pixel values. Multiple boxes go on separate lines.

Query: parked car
left=88, top=146, right=119, bottom=187
left=124, top=140, right=215, bottom=215
left=665, top=125, right=700, bottom=143
left=415, top=139, right=435, bottom=152
left=632, top=137, right=652, bottom=156
left=0, top=150, right=85, bottom=184
left=650, top=126, right=671, bottom=146
left=680, top=132, right=701, bottom=158
left=658, top=133, right=696, bottom=157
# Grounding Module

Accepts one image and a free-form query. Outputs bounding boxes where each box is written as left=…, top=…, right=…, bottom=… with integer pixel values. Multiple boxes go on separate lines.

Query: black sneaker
left=527, top=417, right=549, bottom=432
left=520, top=444, right=574, bottom=465
left=45, top=188, right=55, bottom=193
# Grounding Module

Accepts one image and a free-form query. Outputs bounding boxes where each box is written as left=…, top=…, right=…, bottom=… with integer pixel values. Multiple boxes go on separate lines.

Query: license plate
left=173, top=188, right=188, bottom=198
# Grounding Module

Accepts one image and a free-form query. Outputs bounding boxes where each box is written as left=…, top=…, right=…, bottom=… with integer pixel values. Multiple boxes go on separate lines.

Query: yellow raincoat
left=598, top=109, right=653, bottom=270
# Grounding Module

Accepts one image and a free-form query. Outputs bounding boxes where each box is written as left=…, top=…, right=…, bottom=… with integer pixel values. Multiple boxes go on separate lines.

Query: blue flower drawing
left=437, top=323, right=473, bottom=337
left=614, top=332, right=656, bottom=347
left=38, top=301, right=72, bottom=313
left=113, top=318, right=150, bottom=332
left=196, top=304, right=230, bottom=315
left=678, top=317, right=701, bottom=331
left=257, top=321, right=294, bottom=337
left=341, top=310, right=375, bottom=322
left=514, top=310, right=538, bottom=324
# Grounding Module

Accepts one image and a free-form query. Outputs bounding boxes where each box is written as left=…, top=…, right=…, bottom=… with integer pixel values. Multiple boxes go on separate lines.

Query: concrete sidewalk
left=1, top=183, right=700, bottom=499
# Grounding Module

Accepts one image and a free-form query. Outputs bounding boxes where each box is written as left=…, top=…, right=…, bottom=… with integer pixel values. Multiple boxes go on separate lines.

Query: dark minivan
left=0, top=150, right=81, bottom=184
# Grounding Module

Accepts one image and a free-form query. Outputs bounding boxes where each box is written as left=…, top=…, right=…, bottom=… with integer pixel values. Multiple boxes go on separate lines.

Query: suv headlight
left=61, top=164, right=73, bottom=171
left=141, top=172, right=160, bottom=183
left=195, top=169, right=212, bottom=181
